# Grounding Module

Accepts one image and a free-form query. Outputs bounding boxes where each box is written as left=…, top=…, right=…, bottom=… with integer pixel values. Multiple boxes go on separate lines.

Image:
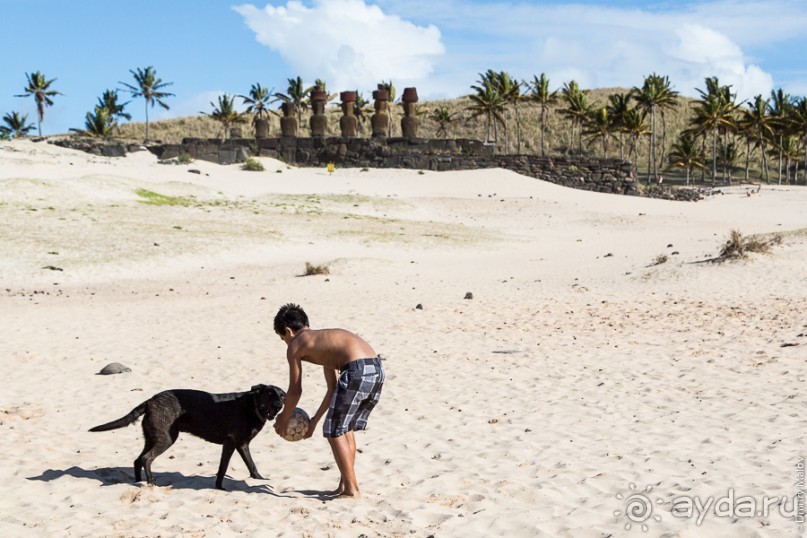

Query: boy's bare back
left=288, top=328, right=376, bottom=370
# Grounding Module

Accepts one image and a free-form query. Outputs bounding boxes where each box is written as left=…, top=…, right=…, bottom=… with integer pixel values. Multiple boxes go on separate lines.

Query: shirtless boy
left=272, top=303, right=385, bottom=497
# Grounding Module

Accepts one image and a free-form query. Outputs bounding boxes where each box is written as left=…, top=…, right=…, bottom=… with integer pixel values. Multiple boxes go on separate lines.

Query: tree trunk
left=744, top=138, right=750, bottom=180
left=803, top=137, right=807, bottom=184
left=144, top=101, right=150, bottom=143
left=515, top=104, right=522, bottom=155
left=578, top=120, right=583, bottom=156
left=660, top=111, right=667, bottom=173
left=777, top=135, right=783, bottom=184
left=761, top=135, right=770, bottom=183
left=540, top=106, right=546, bottom=157
left=650, top=106, right=657, bottom=183
left=712, top=124, right=718, bottom=185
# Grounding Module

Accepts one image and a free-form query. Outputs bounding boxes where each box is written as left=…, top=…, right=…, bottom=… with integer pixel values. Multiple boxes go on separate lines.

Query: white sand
left=1, top=139, right=805, bottom=537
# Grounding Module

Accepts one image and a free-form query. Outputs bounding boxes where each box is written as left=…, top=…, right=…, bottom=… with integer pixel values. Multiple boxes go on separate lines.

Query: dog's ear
left=250, top=384, right=267, bottom=393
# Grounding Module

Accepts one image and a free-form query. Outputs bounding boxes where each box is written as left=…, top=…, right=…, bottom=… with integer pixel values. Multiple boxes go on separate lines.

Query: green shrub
left=134, top=188, right=192, bottom=206
left=242, top=158, right=265, bottom=171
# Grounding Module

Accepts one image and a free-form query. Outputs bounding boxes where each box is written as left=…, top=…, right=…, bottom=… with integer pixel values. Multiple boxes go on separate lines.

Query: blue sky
left=2, top=0, right=806, bottom=135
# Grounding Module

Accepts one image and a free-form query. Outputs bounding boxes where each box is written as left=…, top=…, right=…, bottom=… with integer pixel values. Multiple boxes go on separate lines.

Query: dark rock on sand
left=97, top=363, right=132, bottom=375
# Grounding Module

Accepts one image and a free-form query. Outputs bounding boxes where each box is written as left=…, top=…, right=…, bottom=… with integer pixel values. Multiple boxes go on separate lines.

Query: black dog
left=89, top=384, right=286, bottom=490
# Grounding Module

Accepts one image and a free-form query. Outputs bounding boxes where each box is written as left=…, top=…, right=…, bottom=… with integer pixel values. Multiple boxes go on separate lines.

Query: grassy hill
left=112, top=89, right=780, bottom=185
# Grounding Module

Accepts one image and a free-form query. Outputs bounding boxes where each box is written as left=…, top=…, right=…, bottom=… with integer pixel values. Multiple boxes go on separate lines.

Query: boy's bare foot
left=326, top=481, right=360, bottom=498
left=327, top=480, right=345, bottom=496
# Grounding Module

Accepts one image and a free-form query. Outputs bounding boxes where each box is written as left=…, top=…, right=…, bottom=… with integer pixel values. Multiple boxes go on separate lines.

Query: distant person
left=273, top=303, right=385, bottom=498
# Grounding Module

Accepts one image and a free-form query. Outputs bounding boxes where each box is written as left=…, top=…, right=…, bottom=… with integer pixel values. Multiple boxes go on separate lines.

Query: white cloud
left=667, top=24, right=773, bottom=101
left=233, top=0, right=445, bottom=94
left=372, top=0, right=806, bottom=101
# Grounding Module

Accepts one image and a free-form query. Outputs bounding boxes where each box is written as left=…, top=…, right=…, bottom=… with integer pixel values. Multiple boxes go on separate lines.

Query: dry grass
left=303, top=262, right=330, bottom=276
left=719, top=229, right=783, bottom=260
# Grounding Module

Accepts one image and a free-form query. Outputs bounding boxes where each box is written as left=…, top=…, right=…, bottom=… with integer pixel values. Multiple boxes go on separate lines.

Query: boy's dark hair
left=274, top=303, right=309, bottom=335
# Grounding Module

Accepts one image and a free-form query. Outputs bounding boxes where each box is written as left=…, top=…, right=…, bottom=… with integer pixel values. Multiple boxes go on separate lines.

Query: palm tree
left=606, top=92, right=631, bottom=160
left=668, top=133, right=705, bottom=186
left=528, top=73, right=558, bottom=157
left=119, top=66, right=174, bottom=143
left=582, top=107, right=616, bottom=158
left=688, top=77, right=739, bottom=184
left=775, top=135, right=801, bottom=183
left=623, top=108, right=650, bottom=172
left=69, top=108, right=115, bottom=139
left=240, top=83, right=274, bottom=137
left=274, top=76, right=311, bottom=125
left=491, top=71, right=523, bottom=153
left=240, top=82, right=273, bottom=120
left=769, top=88, right=793, bottom=184
left=717, top=140, right=740, bottom=184
left=354, top=91, right=371, bottom=134
left=631, top=73, right=679, bottom=183
left=96, top=89, right=131, bottom=123
left=377, top=80, right=397, bottom=136
left=0, top=111, right=36, bottom=138
left=15, top=71, right=61, bottom=137
left=652, top=75, right=679, bottom=173
left=789, top=97, right=807, bottom=184
left=467, top=73, right=506, bottom=147
left=431, top=107, right=457, bottom=138
left=203, top=94, right=246, bottom=140
left=738, top=95, right=775, bottom=182
left=559, top=80, right=589, bottom=156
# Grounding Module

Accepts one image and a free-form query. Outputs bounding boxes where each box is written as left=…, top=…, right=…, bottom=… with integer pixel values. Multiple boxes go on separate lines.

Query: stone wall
left=152, top=136, right=639, bottom=196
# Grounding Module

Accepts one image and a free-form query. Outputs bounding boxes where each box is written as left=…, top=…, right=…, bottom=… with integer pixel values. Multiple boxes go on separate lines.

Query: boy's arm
left=274, top=354, right=302, bottom=435
left=305, top=366, right=338, bottom=438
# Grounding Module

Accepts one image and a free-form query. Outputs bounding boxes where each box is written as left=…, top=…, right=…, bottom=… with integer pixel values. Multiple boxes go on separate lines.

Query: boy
left=273, top=303, right=384, bottom=497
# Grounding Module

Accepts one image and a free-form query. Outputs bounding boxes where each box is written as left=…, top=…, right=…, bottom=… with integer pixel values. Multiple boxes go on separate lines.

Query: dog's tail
left=88, top=402, right=147, bottom=432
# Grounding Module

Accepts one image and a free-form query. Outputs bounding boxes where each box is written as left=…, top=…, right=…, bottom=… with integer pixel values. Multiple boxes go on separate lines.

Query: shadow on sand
left=26, top=466, right=291, bottom=496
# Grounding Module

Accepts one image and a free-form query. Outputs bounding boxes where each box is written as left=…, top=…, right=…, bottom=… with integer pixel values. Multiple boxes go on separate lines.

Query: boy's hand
left=304, top=420, right=317, bottom=439
left=274, top=413, right=291, bottom=436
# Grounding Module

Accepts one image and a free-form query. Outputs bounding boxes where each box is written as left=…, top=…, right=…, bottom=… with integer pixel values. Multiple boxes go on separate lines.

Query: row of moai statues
left=273, top=85, right=419, bottom=139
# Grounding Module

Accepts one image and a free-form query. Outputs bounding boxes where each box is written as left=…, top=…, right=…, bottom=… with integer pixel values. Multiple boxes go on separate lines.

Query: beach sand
left=1, top=139, right=805, bottom=537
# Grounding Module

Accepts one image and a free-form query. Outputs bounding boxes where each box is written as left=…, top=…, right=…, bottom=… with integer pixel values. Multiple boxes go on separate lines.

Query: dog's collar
left=252, top=393, right=267, bottom=423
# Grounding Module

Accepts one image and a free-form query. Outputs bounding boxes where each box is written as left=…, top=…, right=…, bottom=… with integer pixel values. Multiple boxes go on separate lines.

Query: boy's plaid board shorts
left=323, top=357, right=384, bottom=438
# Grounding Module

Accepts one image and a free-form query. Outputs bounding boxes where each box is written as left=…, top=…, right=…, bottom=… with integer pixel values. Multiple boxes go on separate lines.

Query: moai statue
left=309, top=86, right=328, bottom=137
left=254, top=117, right=270, bottom=138
left=401, top=87, right=419, bottom=139
left=339, top=91, right=358, bottom=138
left=371, top=85, right=390, bottom=138
left=280, top=101, right=298, bottom=137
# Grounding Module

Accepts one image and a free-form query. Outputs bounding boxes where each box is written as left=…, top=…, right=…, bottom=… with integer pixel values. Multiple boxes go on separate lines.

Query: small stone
left=415, top=304, right=423, bottom=310
left=464, top=292, right=473, bottom=300
left=98, top=363, right=131, bottom=375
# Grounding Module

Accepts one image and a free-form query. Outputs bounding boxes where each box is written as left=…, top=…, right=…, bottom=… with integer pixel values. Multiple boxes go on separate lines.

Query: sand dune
left=1, top=139, right=805, bottom=537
